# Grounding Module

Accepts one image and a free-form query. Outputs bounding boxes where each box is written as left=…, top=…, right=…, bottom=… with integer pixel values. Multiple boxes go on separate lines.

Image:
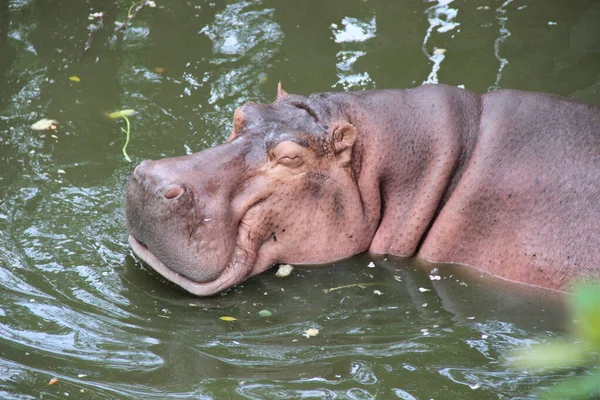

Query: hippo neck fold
left=329, top=85, right=482, bottom=257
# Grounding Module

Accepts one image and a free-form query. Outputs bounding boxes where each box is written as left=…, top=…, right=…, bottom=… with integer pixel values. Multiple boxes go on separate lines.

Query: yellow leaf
left=219, top=316, right=237, bottom=322
left=107, top=109, right=136, bottom=119
left=48, top=377, right=58, bottom=385
left=69, top=76, right=81, bottom=83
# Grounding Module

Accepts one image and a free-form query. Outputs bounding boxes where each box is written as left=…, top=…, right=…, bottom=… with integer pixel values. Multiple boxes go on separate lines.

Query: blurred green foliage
left=511, top=284, right=600, bottom=399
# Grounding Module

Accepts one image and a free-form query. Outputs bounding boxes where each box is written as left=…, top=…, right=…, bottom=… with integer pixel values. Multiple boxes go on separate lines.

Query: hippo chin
left=125, top=83, right=600, bottom=296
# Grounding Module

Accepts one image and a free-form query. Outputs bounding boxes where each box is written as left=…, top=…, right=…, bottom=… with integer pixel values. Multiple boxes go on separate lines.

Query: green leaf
left=219, top=316, right=237, bottom=322
left=258, top=310, right=272, bottom=317
left=571, top=284, right=600, bottom=348
left=542, top=369, right=600, bottom=400
left=510, top=340, right=589, bottom=371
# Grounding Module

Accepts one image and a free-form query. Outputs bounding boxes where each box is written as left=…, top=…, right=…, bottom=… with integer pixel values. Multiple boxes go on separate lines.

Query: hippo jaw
left=128, top=235, right=254, bottom=296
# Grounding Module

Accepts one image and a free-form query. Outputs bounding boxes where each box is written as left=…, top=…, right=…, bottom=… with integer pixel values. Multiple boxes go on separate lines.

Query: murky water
left=1, top=0, right=598, bottom=398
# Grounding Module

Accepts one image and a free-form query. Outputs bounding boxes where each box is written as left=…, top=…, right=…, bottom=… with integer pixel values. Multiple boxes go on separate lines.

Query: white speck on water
left=418, top=287, right=430, bottom=292
left=469, top=383, right=481, bottom=390
left=422, top=303, right=428, bottom=307
left=367, top=261, right=375, bottom=268
left=548, top=21, right=557, bottom=25
left=481, top=334, right=489, bottom=339
left=467, top=316, right=475, bottom=320
left=373, top=290, right=382, bottom=296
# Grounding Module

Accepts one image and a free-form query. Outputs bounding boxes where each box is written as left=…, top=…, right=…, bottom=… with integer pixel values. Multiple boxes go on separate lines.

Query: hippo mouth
left=128, top=235, right=241, bottom=296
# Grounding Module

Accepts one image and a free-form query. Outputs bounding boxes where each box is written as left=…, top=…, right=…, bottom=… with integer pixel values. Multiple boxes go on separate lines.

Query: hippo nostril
left=161, top=183, right=185, bottom=200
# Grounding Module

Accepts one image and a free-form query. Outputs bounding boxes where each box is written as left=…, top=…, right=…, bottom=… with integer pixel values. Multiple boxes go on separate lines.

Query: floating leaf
left=303, top=328, right=319, bottom=338
left=107, top=109, right=136, bottom=119
left=48, top=377, right=58, bottom=385
left=258, top=310, right=272, bottom=317
left=69, top=76, right=81, bottom=83
left=31, top=119, right=58, bottom=131
left=219, top=316, right=237, bottom=322
left=154, top=67, right=167, bottom=74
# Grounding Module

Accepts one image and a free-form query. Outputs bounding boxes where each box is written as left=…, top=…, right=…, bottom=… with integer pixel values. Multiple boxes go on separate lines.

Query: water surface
left=1, top=0, right=598, bottom=398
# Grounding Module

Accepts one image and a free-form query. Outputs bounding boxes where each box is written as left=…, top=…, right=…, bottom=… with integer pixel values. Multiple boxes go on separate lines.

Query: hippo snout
left=131, top=159, right=188, bottom=202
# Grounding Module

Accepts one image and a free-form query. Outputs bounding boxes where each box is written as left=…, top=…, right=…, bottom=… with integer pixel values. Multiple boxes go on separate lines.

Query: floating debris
left=258, top=310, right=272, bottom=317
left=219, top=316, right=237, bottom=322
left=367, top=261, right=375, bottom=268
left=107, top=109, right=136, bottom=119
left=325, top=282, right=382, bottom=293
left=275, top=264, right=294, bottom=278
left=31, top=119, right=58, bottom=131
left=418, top=287, right=430, bottom=292
left=48, top=377, right=58, bottom=385
left=69, top=76, right=81, bottom=83
left=303, top=328, right=319, bottom=338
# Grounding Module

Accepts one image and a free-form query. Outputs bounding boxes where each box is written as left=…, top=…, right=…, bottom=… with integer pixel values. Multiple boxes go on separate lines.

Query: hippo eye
left=277, top=155, right=303, bottom=168
left=270, top=141, right=306, bottom=169
left=293, top=102, right=318, bottom=121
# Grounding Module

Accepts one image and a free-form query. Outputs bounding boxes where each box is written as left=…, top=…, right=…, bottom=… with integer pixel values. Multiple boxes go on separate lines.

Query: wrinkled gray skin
left=125, top=84, right=600, bottom=296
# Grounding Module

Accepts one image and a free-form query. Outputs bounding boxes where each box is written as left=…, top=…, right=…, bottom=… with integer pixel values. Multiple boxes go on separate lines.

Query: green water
left=1, top=0, right=598, bottom=398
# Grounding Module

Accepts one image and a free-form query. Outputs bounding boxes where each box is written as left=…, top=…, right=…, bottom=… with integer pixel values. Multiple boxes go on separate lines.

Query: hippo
left=125, top=83, right=600, bottom=296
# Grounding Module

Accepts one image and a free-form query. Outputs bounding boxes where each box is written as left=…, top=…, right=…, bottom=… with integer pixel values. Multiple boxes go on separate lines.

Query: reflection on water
left=490, top=0, right=513, bottom=90
left=331, top=16, right=377, bottom=90
left=0, top=0, right=598, bottom=398
left=422, top=0, right=459, bottom=85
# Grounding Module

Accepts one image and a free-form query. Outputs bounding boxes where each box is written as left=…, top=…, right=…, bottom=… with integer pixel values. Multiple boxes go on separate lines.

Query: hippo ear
left=332, top=123, right=356, bottom=166
left=277, top=81, right=288, bottom=100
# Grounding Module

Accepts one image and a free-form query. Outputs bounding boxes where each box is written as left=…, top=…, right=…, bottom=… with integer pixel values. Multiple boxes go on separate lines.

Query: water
left=1, top=0, right=598, bottom=398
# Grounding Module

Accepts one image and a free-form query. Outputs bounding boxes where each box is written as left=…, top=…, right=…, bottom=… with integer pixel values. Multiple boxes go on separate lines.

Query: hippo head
left=125, top=85, right=376, bottom=296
